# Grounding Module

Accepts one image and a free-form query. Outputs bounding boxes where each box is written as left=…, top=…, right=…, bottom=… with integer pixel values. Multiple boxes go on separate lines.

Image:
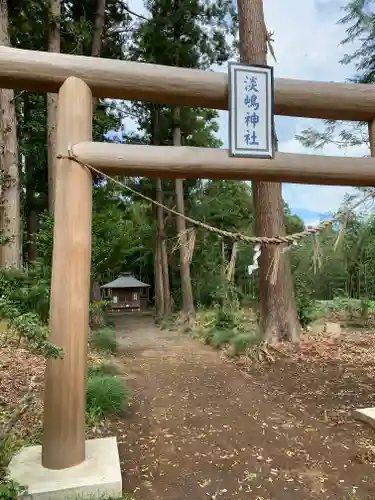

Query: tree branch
left=122, top=5, right=148, bottom=21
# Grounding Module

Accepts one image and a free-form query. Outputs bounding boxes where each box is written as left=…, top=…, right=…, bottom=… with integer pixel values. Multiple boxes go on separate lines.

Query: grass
left=0, top=436, right=25, bottom=477
left=86, top=374, right=130, bottom=423
left=88, top=360, right=121, bottom=377
left=183, top=307, right=262, bottom=356
left=211, top=328, right=235, bottom=347
left=90, top=327, right=118, bottom=354
left=315, top=297, right=375, bottom=314
left=229, top=331, right=262, bottom=354
left=0, top=435, right=30, bottom=499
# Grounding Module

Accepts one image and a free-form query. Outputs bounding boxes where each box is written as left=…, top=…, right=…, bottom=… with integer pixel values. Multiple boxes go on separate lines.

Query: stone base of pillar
left=8, top=437, right=122, bottom=499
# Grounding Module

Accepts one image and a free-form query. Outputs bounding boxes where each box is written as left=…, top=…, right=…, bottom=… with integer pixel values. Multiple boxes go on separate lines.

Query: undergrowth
left=187, top=306, right=262, bottom=356
left=88, top=360, right=121, bottom=377
left=90, top=327, right=118, bottom=354
left=86, top=374, right=130, bottom=423
left=0, top=267, right=60, bottom=499
left=0, top=267, right=124, bottom=498
left=295, top=279, right=316, bottom=328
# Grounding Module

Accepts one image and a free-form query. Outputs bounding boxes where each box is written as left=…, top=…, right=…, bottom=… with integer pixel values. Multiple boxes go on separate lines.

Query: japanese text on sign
left=228, top=63, right=274, bottom=158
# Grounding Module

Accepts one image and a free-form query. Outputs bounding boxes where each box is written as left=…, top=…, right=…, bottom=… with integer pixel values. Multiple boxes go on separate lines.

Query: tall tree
left=155, top=178, right=172, bottom=315
left=173, top=108, right=194, bottom=315
left=47, top=0, right=61, bottom=214
left=153, top=107, right=172, bottom=316
left=170, top=0, right=194, bottom=316
left=131, top=0, right=236, bottom=315
left=6, top=0, right=128, bottom=267
left=0, top=0, right=21, bottom=268
left=237, top=0, right=300, bottom=342
left=92, top=0, right=106, bottom=57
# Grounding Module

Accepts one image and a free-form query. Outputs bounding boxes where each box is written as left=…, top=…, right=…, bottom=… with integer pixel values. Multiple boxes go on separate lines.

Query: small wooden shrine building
left=101, top=272, right=150, bottom=311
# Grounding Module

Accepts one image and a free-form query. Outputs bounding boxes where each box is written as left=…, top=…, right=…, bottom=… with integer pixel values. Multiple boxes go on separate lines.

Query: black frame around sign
left=228, top=61, right=275, bottom=160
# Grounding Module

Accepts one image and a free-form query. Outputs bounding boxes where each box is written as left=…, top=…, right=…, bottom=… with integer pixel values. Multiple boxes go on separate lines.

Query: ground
left=2, top=313, right=375, bottom=499
left=111, top=314, right=375, bottom=500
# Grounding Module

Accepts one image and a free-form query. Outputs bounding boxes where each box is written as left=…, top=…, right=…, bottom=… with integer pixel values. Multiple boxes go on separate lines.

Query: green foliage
left=0, top=267, right=59, bottom=498
left=86, top=375, right=130, bottom=421
left=35, top=214, right=54, bottom=268
left=0, top=435, right=27, bottom=497
left=230, top=332, right=262, bottom=355
left=9, top=0, right=126, bottom=266
left=90, top=327, right=118, bottom=354
left=89, top=300, right=111, bottom=329
left=295, top=0, right=372, bottom=153
left=0, top=478, right=25, bottom=500
left=105, top=317, right=116, bottom=328
left=289, top=210, right=375, bottom=307
left=211, top=328, right=235, bottom=347
left=215, top=307, right=239, bottom=330
left=0, top=266, right=50, bottom=321
left=0, top=268, right=61, bottom=358
left=189, top=306, right=261, bottom=354
left=295, top=279, right=315, bottom=328
left=88, top=361, right=121, bottom=377
left=1, top=0, right=132, bottom=490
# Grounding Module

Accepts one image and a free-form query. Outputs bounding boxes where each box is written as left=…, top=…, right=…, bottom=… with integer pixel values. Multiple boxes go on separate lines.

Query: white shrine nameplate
left=228, top=62, right=274, bottom=158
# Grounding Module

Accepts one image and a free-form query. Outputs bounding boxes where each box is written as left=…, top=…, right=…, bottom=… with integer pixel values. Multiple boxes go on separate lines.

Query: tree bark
left=156, top=178, right=172, bottom=315
left=91, top=0, right=106, bottom=110
left=237, top=0, right=300, bottom=342
left=27, top=210, right=37, bottom=264
left=47, top=0, right=61, bottom=214
left=92, top=0, right=106, bottom=57
left=154, top=215, right=165, bottom=316
left=151, top=106, right=172, bottom=317
left=0, top=0, right=21, bottom=268
left=173, top=108, right=195, bottom=316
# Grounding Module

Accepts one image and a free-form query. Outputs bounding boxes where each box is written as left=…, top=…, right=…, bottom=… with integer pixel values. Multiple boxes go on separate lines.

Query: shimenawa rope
left=58, top=150, right=371, bottom=249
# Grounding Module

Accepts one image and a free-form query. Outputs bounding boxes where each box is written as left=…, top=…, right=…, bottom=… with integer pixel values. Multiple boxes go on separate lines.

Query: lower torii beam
left=71, top=141, right=375, bottom=187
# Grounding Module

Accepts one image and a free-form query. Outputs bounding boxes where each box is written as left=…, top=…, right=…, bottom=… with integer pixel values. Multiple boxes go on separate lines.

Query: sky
left=124, top=0, right=369, bottom=225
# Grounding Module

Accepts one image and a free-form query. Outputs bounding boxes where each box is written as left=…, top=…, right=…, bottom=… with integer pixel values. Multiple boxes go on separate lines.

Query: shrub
left=295, top=279, right=315, bottom=329
left=89, top=300, right=111, bottom=329
left=88, top=361, right=121, bottom=377
left=86, top=375, right=130, bottom=421
left=0, top=266, right=51, bottom=324
left=0, top=436, right=27, bottom=499
left=0, top=478, right=25, bottom=500
left=198, top=327, right=215, bottom=344
left=105, top=317, right=116, bottom=328
left=90, top=327, right=118, bottom=354
left=0, top=267, right=61, bottom=500
left=215, top=307, right=238, bottom=330
left=211, top=328, right=234, bottom=347
left=230, top=332, right=262, bottom=355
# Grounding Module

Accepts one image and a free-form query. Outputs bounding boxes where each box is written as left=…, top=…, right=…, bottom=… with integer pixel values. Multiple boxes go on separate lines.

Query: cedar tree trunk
left=0, top=0, right=21, bottom=268
left=237, top=0, right=300, bottom=342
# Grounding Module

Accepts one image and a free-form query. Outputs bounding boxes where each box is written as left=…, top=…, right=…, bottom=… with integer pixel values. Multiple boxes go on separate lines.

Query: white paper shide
left=229, top=62, right=273, bottom=158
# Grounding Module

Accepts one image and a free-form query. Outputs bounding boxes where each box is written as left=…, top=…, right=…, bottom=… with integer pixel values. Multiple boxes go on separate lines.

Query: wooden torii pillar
left=42, top=76, right=93, bottom=469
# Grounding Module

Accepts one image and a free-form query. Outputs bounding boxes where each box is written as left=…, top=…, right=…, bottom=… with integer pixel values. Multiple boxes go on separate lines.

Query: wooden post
left=42, top=77, right=93, bottom=470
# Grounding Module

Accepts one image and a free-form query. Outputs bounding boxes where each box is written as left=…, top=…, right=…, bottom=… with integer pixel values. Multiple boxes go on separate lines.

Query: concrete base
left=8, top=437, right=122, bottom=500
left=353, top=407, right=375, bottom=429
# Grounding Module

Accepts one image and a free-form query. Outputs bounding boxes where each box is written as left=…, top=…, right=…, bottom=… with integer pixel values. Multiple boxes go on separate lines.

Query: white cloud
left=263, top=0, right=364, bottom=216
left=264, top=0, right=351, bottom=82
left=220, top=0, right=365, bottom=217
left=123, top=0, right=367, bottom=219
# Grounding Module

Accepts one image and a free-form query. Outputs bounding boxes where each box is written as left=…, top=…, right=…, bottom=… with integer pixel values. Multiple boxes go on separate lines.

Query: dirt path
left=113, top=314, right=375, bottom=500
